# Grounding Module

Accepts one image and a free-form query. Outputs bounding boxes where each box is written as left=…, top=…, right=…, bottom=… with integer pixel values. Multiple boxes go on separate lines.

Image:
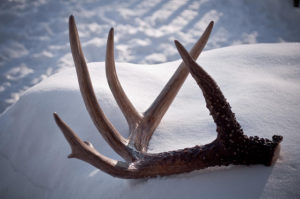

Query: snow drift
left=0, top=43, right=300, bottom=198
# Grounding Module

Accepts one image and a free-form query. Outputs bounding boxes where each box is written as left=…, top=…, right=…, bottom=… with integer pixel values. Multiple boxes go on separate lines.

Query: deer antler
left=67, top=15, right=212, bottom=161
left=54, top=16, right=282, bottom=179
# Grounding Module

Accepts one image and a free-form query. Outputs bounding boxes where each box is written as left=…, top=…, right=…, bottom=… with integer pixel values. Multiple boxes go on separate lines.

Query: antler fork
left=65, top=15, right=212, bottom=162
left=53, top=16, right=282, bottom=179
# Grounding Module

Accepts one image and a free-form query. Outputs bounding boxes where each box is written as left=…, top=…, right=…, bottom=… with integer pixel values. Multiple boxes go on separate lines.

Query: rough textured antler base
left=219, top=135, right=283, bottom=167
left=131, top=135, right=282, bottom=178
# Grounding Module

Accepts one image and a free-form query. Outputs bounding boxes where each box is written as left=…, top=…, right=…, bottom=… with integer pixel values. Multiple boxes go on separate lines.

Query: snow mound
left=0, top=43, right=300, bottom=198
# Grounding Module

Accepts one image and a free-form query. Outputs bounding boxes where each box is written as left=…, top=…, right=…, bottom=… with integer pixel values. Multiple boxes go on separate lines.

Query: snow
left=1, top=43, right=300, bottom=198
left=0, top=0, right=300, bottom=113
left=1, top=0, right=300, bottom=198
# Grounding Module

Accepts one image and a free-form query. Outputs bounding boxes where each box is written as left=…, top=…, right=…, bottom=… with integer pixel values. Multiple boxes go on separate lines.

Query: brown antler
left=53, top=16, right=282, bottom=179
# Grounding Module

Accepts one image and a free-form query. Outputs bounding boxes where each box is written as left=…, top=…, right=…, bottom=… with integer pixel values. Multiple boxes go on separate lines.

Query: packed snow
left=1, top=0, right=300, bottom=198
left=1, top=43, right=300, bottom=198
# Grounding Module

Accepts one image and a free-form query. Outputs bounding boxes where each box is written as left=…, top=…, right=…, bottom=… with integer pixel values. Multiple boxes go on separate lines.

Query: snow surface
left=0, top=0, right=300, bottom=113
left=0, top=43, right=300, bottom=198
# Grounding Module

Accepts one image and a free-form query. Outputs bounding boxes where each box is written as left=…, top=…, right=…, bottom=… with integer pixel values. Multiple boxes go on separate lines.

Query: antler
left=54, top=16, right=282, bottom=179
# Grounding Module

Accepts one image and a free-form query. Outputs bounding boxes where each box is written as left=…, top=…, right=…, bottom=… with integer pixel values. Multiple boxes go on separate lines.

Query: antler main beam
left=54, top=16, right=282, bottom=179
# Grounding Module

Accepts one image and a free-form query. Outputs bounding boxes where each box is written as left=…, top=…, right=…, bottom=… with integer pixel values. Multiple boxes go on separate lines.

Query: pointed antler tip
left=53, top=112, right=60, bottom=122
left=174, top=41, right=198, bottom=75
left=69, top=16, right=77, bottom=32
left=174, top=40, right=182, bottom=49
left=108, top=27, right=114, bottom=39
left=69, top=15, right=75, bottom=23
left=174, top=40, right=186, bottom=56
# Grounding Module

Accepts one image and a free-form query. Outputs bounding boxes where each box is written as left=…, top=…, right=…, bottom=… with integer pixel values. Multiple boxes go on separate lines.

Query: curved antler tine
left=140, top=22, right=214, bottom=143
left=174, top=40, right=243, bottom=137
left=68, top=15, right=135, bottom=161
left=105, top=28, right=142, bottom=131
left=53, top=113, right=136, bottom=178
left=144, top=22, right=214, bottom=127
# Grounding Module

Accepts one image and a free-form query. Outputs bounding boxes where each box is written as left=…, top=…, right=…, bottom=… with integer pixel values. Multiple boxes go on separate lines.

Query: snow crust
left=0, top=43, right=300, bottom=198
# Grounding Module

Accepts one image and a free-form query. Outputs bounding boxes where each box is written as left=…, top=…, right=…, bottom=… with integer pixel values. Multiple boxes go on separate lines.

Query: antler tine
left=174, top=40, right=245, bottom=138
left=144, top=22, right=213, bottom=121
left=106, top=28, right=142, bottom=131
left=175, top=41, right=282, bottom=164
left=53, top=113, right=138, bottom=178
left=69, top=15, right=136, bottom=161
left=174, top=40, right=242, bottom=138
left=138, top=21, right=214, bottom=148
